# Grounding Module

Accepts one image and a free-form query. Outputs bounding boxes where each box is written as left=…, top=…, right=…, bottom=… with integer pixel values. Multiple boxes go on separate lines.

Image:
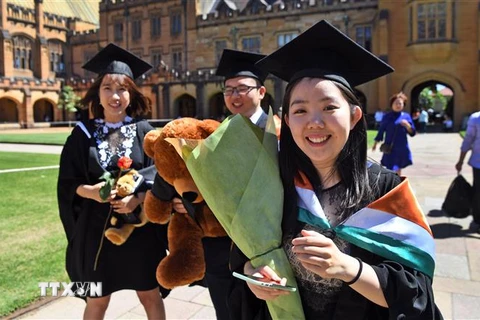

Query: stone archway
left=403, top=71, right=464, bottom=131
left=0, top=98, right=19, bottom=122
left=33, top=99, right=55, bottom=122
left=175, top=94, right=196, bottom=118
left=410, top=81, right=455, bottom=132
left=209, top=92, right=225, bottom=121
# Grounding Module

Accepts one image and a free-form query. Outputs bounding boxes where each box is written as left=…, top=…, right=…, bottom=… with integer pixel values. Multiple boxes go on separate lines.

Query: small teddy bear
left=104, top=169, right=148, bottom=245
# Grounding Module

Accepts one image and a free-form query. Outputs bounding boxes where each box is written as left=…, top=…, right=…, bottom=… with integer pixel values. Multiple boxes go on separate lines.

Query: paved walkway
left=6, top=132, right=480, bottom=319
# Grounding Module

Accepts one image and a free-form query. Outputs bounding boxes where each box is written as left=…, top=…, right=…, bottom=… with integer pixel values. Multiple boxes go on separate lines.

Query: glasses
left=223, top=85, right=260, bottom=96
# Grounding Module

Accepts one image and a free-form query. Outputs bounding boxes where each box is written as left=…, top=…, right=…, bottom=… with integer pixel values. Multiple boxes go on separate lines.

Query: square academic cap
left=82, top=43, right=152, bottom=80
left=255, top=20, right=394, bottom=90
left=216, top=49, right=269, bottom=83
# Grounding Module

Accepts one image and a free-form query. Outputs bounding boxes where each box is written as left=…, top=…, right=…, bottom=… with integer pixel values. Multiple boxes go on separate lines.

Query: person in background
left=418, top=107, right=429, bottom=133
left=58, top=43, right=168, bottom=319
left=443, top=115, right=453, bottom=132
left=372, top=92, right=416, bottom=176
left=216, top=49, right=270, bottom=128
left=456, top=111, right=480, bottom=233
left=229, top=20, right=442, bottom=320
left=374, top=108, right=384, bottom=129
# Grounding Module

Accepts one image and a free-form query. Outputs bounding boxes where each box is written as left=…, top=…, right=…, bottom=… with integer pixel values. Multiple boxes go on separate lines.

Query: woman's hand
left=372, top=141, right=378, bottom=152
left=110, top=193, right=143, bottom=214
left=292, top=229, right=360, bottom=282
left=400, top=119, right=413, bottom=133
left=76, top=182, right=116, bottom=203
left=243, top=261, right=291, bottom=301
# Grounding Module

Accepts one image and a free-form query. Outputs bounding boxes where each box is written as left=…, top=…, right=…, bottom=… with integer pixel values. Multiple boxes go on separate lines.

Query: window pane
left=438, top=18, right=446, bottom=38
left=418, top=4, right=425, bottom=18
left=428, top=19, right=436, bottom=39
left=418, top=21, right=426, bottom=39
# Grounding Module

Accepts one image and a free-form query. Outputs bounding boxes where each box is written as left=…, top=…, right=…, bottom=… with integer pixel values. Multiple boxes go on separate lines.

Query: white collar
left=249, top=107, right=264, bottom=124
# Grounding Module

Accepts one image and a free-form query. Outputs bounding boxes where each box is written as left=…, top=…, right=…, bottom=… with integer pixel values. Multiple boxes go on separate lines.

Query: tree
left=57, top=85, right=81, bottom=121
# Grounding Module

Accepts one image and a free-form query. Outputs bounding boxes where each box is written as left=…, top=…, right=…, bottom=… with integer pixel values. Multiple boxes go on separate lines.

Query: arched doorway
left=175, top=94, right=196, bottom=118
left=411, top=81, right=454, bottom=132
left=0, top=98, right=19, bottom=122
left=33, top=99, right=54, bottom=122
left=209, top=92, right=225, bottom=121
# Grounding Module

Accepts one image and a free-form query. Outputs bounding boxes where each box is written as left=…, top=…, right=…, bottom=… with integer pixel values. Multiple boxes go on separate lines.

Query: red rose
left=118, top=156, right=132, bottom=170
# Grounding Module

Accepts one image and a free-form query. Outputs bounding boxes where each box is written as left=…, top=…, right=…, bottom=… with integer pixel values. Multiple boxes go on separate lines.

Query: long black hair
left=279, top=78, right=375, bottom=234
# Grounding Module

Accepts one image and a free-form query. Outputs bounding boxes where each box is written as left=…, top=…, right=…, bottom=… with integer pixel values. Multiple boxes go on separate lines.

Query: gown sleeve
left=57, top=125, right=91, bottom=242
left=372, top=262, right=443, bottom=319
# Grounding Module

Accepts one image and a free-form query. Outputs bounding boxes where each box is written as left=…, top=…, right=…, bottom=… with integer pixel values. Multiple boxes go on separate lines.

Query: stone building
left=0, top=0, right=98, bottom=128
left=1, top=0, right=478, bottom=130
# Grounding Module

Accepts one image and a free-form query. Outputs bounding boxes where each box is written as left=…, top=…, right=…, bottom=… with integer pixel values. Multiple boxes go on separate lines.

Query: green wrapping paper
left=185, top=110, right=305, bottom=319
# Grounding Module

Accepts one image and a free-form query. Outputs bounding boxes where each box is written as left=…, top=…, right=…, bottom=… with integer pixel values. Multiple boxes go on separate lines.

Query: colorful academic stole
left=295, top=173, right=436, bottom=278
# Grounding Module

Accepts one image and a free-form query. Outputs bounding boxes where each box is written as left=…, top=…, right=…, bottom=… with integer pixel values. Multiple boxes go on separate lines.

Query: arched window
left=48, top=41, right=65, bottom=74
left=12, top=35, right=33, bottom=70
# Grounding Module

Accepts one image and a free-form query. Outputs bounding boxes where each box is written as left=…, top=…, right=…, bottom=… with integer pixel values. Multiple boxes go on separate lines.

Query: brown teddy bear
left=104, top=169, right=148, bottom=245
left=143, top=117, right=227, bottom=289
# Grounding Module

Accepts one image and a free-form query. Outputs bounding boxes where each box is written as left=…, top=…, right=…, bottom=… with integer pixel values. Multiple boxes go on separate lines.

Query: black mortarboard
left=255, top=20, right=394, bottom=91
left=82, top=43, right=152, bottom=80
left=216, top=49, right=269, bottom=83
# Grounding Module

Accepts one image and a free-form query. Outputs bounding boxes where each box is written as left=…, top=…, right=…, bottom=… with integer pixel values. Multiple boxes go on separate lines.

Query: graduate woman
left=57, top=43, right=168, bottom=319
left=228, top=21, right=443, bottom=319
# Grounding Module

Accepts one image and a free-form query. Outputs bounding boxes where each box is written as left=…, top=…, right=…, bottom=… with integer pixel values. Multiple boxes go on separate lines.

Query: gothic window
left=241, top=37, right=261, bottom=53
left=410, top=1, right=452, bottom=42
left=114, top=21, right=123, bottom=41
left=215, top=40, right=227, bottom=64
left=151, top=15, right=161, bottom=37
left=172, top=49, right=182, bottom=71
left=277, top=32, right=297, bottom=47
left=12, top=36, right=32, bottom=70
left=48, top=41, right=64, bottom=73
left=355, top=25, right=372, bottom=51
left=132, top=19, right=142, bottom=40
left=151, top=50, right=162, bottom=69
left=171, top=12, right=182, bottom=36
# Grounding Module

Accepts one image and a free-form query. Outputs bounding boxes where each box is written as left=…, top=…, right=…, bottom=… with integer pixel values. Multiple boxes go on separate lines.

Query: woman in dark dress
left=57, top=44, right=168, bottom=319
left=228, top=20, right=442, bottom=320
left=372, top=92, right=416, bottom=176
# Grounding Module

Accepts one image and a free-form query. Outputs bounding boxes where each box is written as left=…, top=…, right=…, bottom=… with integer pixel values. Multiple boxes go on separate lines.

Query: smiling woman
left=58, top=43, right=169, bottom=319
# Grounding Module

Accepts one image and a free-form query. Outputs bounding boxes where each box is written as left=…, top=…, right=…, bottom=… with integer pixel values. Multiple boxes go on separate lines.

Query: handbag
left=379, top=125, right=398, bottom=154
left=442, top=174, right=473, bottom=218
left=379, top=143, right=393, bottom=154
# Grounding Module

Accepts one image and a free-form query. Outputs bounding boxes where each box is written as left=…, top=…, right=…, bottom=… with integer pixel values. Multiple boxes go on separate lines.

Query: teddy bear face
left=115, top=170, right=138, bottom=198
left=144, top=118, right=220, bottom=204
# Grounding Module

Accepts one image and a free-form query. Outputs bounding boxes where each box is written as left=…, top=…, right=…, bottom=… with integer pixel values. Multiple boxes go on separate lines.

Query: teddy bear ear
left=164, top=138, right=202, bottom=161
left=144, top=130, right=161, bottom=158
left=199, top=119, right=220, bottom=136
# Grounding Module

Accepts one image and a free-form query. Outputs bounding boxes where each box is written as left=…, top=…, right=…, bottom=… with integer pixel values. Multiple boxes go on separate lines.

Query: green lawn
left=0, top=132, right=70, bottom=145
left=0, top=152, right=60, bottom=170
left=0, top=153, right=68, bottom=317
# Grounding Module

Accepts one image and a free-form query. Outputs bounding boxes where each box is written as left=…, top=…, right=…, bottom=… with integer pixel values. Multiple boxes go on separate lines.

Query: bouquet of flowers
left=178, top=110, right=305, bottom=319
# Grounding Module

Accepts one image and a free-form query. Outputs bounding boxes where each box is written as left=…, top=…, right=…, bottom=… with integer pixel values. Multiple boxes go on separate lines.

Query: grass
left=0, top=153, right=68, bottom=317
left=0, top=152, right=60, bottom=170
left=0, top=132, right=70, bottom=145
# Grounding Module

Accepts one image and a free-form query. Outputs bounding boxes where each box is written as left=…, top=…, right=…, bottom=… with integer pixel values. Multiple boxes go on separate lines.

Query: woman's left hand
left=110, top=195, right=141, bottom=214
left=292, top=229, right=360, bottom=282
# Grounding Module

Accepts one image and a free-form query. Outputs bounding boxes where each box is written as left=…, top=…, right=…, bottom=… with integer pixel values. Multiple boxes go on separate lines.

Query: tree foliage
left=57, top=85, right=81, bottom=113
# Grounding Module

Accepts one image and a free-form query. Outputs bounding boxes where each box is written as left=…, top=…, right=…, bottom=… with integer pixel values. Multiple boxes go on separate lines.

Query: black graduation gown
left=57, top=119, right=169, bottom=298
left=228, top=163, right=443, bottom=320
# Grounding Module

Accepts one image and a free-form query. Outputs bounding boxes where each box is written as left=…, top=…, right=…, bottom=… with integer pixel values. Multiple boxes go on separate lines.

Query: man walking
left=456, top=111, right=480, bottom=233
